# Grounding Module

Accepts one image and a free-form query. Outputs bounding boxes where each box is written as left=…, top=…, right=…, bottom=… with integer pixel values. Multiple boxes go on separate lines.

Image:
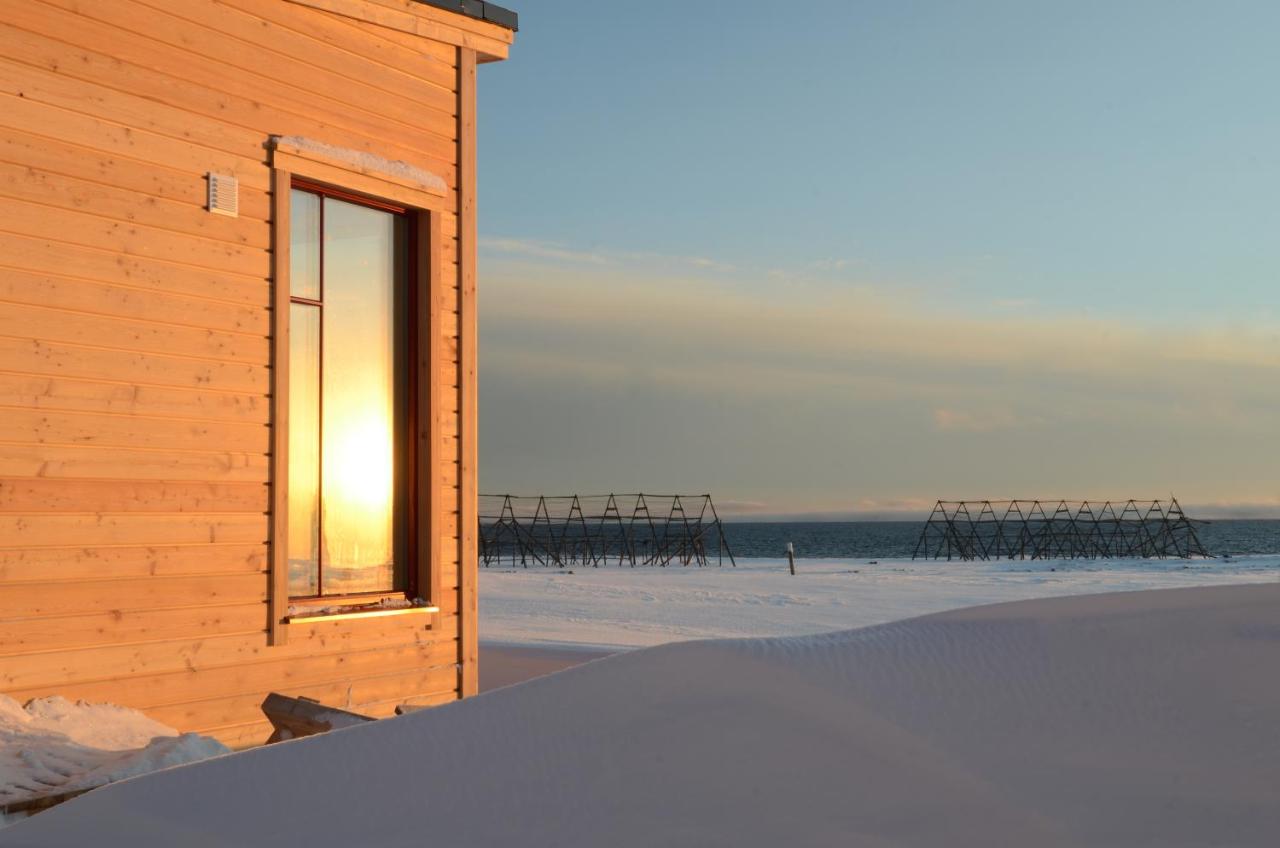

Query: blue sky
left=473, top=1, right=1280, bottom=517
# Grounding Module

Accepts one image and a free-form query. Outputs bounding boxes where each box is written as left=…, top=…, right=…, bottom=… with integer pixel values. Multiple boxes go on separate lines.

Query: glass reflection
left=320, top=198, right=402, bottom=594
left=286, top=303, right=321, bottom=597
left=289, top=190, right=321, bottom=301
left=287, top=189, right=408, bottom=597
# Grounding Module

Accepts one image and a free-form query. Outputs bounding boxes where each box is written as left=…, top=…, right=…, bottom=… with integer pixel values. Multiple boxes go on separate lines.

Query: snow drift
left=0, top=697, right=229, bottom=825
left=4, top=583, right=1279, bottom=846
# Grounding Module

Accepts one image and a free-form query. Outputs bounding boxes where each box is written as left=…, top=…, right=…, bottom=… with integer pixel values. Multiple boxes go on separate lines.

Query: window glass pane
left=290, top=189, right=321, bottom=300
left=320, top=197, right=404, bottom=595
left=287, top=303, right=321, bottom=596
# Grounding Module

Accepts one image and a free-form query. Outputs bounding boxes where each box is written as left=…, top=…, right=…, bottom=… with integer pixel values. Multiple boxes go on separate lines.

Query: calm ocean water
left=720, top=519, right=1280, bottom=559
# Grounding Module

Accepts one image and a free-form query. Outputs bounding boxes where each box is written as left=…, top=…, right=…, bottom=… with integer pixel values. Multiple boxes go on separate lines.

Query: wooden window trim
left=269, top=145, right=445, bottom=646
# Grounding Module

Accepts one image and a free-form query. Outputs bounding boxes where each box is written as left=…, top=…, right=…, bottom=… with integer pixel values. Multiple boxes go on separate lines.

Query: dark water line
left=720, top=520, right=1280, bottom=559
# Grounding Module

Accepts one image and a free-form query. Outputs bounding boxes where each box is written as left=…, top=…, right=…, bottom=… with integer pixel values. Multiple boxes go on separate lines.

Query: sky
left=473, top=0, right=1280, bottom=519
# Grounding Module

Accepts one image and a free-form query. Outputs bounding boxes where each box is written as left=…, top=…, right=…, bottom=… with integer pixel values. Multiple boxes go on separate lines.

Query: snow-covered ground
left=480, top=555, right=1280, bottom=649
left=0, top=697, right=228, bottom=827
left=3, top=559, right=1275, bottom=841
left=6, top=583, right=1278, bottom=846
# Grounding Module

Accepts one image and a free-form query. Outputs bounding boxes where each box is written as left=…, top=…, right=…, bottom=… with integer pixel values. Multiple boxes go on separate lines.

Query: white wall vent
left=207, top=172, right=239, bottom=217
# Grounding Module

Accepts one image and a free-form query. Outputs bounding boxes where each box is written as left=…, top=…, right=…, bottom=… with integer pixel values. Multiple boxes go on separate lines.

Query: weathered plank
left=0, top=602, right=268, bottom=658
left=0, top=195, right=267, bottom=280
left=0, top=91, right=269, bottom=192
left=151, top=664, right=459, bottom=737
left=0, top=159, right=268, bottom=247
left=0, top=232, right=268, bottom=308
left=2, top=636, right=459, bottom=708
left=0, top=406, right=269, bottom=454
left=0, top=443, right=268, bottom=483
left=6, top=10, right=459, bottom=169
left=0, top=125, right=272, bottom=221
left=0, top=514, right=267, bottom=550
left=0, top=543, right=266, bottom=583
left=0, top=479, right=267, bottom=514
left=218, top=0, right=458, bottom=88
left=0, top=300, right=268, bottom=366
left=0, top=267, right=268, bottom=336
left=0, top=373, right=268, bottom=424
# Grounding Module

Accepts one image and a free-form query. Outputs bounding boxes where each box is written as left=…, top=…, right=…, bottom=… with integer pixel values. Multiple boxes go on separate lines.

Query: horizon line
left=718, top=504, right=1280, bottom=522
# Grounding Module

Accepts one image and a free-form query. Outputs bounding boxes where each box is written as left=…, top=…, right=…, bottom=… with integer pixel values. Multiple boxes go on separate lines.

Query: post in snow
left=787, top=542, right=796, bottom=576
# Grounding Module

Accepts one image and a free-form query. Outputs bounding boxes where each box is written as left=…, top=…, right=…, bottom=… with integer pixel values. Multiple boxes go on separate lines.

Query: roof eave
left=415, top=0, right=518, bottom=32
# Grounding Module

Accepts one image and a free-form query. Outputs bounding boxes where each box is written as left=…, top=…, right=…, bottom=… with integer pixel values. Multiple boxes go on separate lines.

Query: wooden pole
left=787, top=542, right=796, bottom=576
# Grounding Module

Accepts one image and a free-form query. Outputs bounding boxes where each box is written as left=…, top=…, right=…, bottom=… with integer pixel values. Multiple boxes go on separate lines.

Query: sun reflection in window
left=288, top=188, right=407, bottom=598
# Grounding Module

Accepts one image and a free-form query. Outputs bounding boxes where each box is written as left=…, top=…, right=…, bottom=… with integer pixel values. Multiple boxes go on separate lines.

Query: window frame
left=286, top=179, right=414, bottom=603
left=269, top=145, right=447, bottom=644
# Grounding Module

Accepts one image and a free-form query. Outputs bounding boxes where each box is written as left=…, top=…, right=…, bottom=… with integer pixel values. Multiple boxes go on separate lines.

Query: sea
left=719, top=519, right=1280, bottom=560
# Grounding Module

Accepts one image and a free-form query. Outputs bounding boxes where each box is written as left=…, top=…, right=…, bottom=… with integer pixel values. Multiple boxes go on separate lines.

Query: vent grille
left=207, top=172, right=239, bottom=217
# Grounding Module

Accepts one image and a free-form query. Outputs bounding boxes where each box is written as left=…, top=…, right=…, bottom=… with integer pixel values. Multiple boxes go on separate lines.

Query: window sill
left=284, top=604, right=439, bottom=625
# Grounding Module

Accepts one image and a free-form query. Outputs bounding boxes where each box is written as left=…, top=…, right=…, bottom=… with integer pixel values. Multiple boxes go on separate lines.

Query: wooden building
left=0, top=0, right=515, bottom=748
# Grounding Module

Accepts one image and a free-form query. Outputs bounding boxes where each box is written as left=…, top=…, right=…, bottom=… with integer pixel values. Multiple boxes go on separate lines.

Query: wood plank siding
left=0, top=0, right=511, bottom=747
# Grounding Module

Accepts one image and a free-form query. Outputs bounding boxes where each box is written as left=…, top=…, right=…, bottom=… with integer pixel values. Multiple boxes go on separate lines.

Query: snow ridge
left=5, top=584, right=1279, bottom=846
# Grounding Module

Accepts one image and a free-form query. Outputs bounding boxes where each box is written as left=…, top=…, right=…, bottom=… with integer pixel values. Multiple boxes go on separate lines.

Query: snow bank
left=480, top=554, right=1280, bottom=649
left=0, top=697, right=229, bottom=822
left=0, top=696, right=175, bottom=753
left=5, top=583, right=1279, bottom=846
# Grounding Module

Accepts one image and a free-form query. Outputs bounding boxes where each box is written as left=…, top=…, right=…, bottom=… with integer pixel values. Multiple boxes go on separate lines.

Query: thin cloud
left=481, top=236, right=736, bottom=273
left=483, top=261, right=1280, bottom=383
left=478, top=255, right=1280, bottom=510
left=684, top=256, right=736, bottom=272
left=479, top=237, right=609, bottom=265
left=933, top=408, right=1041, bottom=433
left=992, top=297, right=1035, bottom=310
left=617, top=251, right=736, bottom=273
left=810, top=258, right=855, bottom=272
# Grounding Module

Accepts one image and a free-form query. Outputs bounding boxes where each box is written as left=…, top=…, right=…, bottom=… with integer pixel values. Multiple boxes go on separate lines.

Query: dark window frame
left=286, top=178, right=420, bottom=604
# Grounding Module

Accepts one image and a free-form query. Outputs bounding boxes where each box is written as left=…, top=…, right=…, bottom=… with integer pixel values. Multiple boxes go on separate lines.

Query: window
left=268, top=140, right=448, bottom=642
left=287, top=183, right=412, bottom=598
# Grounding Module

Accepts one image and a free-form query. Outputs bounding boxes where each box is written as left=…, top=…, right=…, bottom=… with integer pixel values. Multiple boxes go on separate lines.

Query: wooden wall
left=0, top=0, right=509, bottom=748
